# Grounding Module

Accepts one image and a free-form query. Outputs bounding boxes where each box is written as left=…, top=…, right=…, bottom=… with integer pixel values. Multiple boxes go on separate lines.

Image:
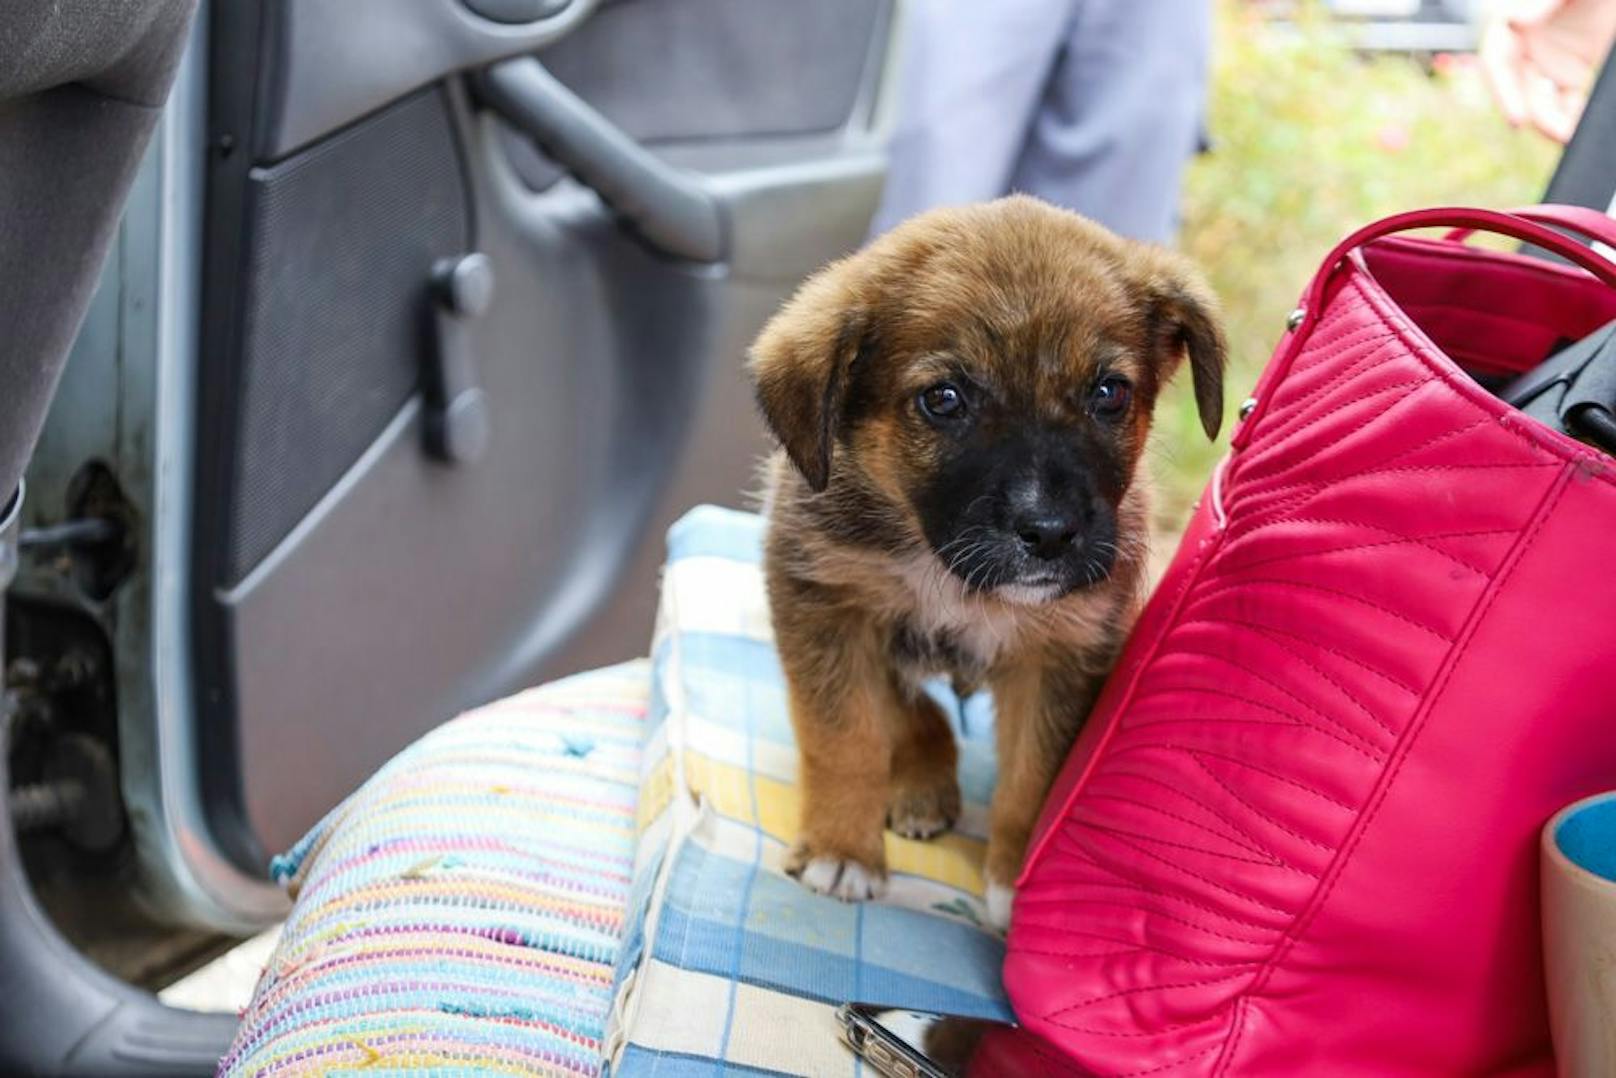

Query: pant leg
left=867, top=0, right=1075, bottom=238
left=1009, top=0, right=1213, bottom=244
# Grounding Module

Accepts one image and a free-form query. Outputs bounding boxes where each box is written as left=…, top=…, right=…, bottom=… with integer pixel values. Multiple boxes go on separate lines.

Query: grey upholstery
left=0, top=0, right=197, bottom=504
left=540, top=0, right=882, bottom=145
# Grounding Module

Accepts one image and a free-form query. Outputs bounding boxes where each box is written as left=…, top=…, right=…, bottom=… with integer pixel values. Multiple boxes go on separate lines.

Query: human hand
left=1481, top=0, right=1616, bottom=142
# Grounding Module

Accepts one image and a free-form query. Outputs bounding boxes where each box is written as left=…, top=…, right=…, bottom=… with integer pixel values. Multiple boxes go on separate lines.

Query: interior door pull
left=477, top=57, right=725, bottom=263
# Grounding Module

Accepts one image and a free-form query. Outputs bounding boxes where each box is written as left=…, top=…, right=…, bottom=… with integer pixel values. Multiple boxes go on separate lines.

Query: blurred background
left=1155, top=0, right=1557, bottom=540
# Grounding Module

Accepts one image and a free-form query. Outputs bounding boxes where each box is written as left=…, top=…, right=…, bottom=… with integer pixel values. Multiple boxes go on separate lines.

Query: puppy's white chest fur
left=885, top=549, right=1124, bottom=687
left=890, top=554, right=1022, bottom=675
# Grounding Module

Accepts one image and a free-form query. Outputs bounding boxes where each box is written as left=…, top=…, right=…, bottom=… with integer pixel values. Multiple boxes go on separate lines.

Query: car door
left=88, top=0, right=898, bottom=930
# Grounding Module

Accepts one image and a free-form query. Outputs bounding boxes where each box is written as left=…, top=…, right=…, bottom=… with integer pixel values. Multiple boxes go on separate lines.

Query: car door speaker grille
left=223, top=88, right=469, bottom=584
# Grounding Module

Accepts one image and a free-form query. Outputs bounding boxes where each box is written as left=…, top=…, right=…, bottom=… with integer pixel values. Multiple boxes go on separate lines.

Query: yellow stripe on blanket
left=674, top=750, right=987, bottom=896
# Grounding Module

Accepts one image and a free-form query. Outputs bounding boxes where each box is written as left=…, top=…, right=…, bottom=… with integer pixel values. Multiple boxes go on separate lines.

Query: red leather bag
left=1004, top=206, right=1616, bottom=1076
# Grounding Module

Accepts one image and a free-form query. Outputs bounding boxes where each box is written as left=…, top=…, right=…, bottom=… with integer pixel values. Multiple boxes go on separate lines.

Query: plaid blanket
left=608, top=506, right=1009, bottom=1074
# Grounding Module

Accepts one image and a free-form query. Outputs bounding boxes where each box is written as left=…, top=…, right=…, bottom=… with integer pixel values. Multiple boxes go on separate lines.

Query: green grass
left=1149, top=3, right=1558, bottom=538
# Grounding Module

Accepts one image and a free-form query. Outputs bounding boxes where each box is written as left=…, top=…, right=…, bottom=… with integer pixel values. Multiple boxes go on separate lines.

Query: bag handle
left=1233, top=206, right=1616, bottom=450
left=1441, top=204, right=1616, bottom=250
left=1299, top=207, right=1616, bottom=322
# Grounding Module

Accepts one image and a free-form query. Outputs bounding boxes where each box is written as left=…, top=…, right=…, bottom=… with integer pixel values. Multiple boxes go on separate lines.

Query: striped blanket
left=221, top=661, right=651, bottom=1075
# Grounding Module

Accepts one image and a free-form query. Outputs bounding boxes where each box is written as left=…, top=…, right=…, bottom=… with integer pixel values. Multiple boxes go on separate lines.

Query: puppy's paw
left=886, top=778, right=961, bottom=841
left=986, top=879, right=1015, bottom=933
left=785, top=843, right=887, bottom=902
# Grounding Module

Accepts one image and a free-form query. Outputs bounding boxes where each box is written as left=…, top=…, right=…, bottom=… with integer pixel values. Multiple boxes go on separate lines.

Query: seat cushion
left=219, top=661, right=650, bottom=1076
left=224, top=506, right=1010, bottom=1077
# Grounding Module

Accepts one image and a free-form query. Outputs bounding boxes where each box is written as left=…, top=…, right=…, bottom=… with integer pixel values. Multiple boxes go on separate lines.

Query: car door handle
left=476, top=57, right=726, bottom=263
left=424, top=253, right=496, bottom=465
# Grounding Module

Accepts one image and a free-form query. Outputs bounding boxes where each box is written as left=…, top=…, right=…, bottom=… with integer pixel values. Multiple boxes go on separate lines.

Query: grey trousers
left=869, top=0, right=1213, bottom=245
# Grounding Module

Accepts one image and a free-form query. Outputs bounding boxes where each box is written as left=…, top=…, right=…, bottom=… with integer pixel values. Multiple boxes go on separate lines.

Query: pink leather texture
left=1004, top=207, right=1616, bottom=1076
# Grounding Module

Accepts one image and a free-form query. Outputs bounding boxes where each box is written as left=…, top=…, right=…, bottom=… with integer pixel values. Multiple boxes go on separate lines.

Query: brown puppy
left=748, top=196, right=1225, bottom=928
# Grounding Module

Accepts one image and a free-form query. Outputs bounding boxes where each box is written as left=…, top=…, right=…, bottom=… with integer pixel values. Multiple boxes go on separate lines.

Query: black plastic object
left=0, top=731, right=238, bottom=1075
left=476, top=57, right=726, bottom=262
left=424, top=253, right=496, bottom=464
left=463, top=0, right=571, bottom=23
left=1, top=486, right=18, bottom=597
left=1501, top=317, right=1616, bottom=456
left=1523, top=47, right=1616, bottom=266
left=1542, top=48, right=1616, bottom=213
left=2, top=487, right=236, bottom=1075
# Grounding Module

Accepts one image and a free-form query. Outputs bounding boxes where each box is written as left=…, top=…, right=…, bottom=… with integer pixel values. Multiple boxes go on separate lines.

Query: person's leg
left=1010, top=0, right=1213, bottom=244
left=867, top=0, right=1073, bottom=238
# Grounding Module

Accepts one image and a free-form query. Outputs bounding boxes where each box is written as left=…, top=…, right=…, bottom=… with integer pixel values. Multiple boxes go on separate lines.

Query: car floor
left=158, top=925, right=283, bottom=1014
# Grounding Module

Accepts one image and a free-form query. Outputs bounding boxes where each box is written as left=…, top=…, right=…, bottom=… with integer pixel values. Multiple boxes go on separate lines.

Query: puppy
left=747, top=196, right=1225, bottom=928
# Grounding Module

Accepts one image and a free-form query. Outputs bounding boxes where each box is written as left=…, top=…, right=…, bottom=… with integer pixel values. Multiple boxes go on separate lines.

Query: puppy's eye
left=1088, top=375, right=1133, bottom=420
left=918, top=382, right=968, bottom=421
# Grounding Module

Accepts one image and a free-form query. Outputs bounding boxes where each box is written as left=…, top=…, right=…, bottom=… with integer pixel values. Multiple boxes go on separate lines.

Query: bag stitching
left=1082, top=830, right=1300, bottom=918
left=1092, top=749, right=1331, bottom=859
left=1173, top=614, right=1422, bottom=698
left=1241, top=374, right=1426, bottom=472
left=1013, top=935, right=1262, bottom=970
left=1042, top=970, right=1253, bottom=1020
left=1082, top=781, right=1285, bottom=861
left=1078, top=820, right=1314, bottom=876
left=1159, top=614, right=1406, bottom=737
left=1095, top=742, right=1345, bottom=858
left=1186, top=756, right=1336, bottom=858
left=1230, top=414, right=1491, bottom=513
left=1347, top=270, right=1615, bottom=484
left=1116, top=715, right=1315, bottom=740
left=1239, top=324, right=1402, bottom=435
left=1183, top=575, right=1455, bottom=642
left=1226, top=514, right=1512, bottom=553
left=1210, top=465, right=1571, bottom=1075
left=1124, top=650, right=1388, bottom=759
left=1237, top=459, right=1561, bottom=529
left=1080, top=787, right=1278, bottom=860
left=1121, top=710, right=1370, bottom=767
left=1044, top=838, right=1278, bottom=935
left=1216, top=525, right=1496, bottom=580
left=1105, top=746, right=1358, bottom=812
left=1015, top=893, right=1275, bottom=948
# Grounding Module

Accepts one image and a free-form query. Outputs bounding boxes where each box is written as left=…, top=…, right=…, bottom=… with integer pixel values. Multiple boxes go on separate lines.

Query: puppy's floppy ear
left=747, top=257, right=869, bottom=492
left=1134, top=250, right=1228, bottom=440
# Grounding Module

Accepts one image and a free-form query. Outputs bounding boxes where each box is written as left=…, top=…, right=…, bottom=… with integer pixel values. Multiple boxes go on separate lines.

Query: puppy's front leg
left=887, top=690, right=961, bottom=841
left=984, top=661, right=1100, bottom=930
left=778, top=621, right=898, bottom=901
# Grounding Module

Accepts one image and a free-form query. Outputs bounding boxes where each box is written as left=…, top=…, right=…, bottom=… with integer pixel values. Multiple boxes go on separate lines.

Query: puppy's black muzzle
left=918, top=427, right=1123, bottom=598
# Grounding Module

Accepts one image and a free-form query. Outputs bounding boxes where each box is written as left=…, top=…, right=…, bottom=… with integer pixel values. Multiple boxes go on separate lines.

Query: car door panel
left=175, top=0, right=897, bottom=883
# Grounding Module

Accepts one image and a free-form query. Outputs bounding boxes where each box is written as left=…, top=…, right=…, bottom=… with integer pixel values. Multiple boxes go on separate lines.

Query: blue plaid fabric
left=607, top=507, right=1009, bottom=1074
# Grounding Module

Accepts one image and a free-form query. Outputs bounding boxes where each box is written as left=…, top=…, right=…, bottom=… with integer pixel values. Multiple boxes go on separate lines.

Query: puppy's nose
left=1013, top=514, right=1079, bottom=561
